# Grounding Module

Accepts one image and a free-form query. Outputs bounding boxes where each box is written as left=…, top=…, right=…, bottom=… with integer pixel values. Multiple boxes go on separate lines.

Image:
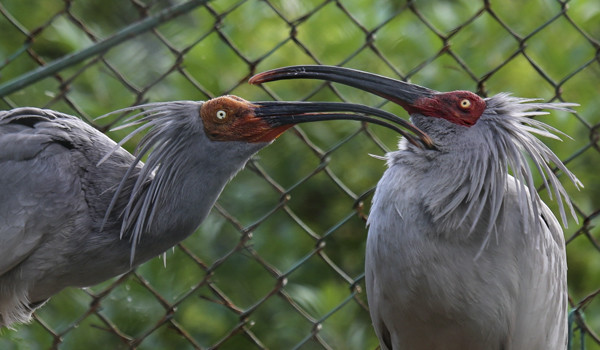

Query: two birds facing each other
left=0, top=65, right=581, bottom=350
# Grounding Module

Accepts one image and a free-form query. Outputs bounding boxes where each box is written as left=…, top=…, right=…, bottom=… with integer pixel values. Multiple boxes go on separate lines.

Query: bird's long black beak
left=249, top=65, right=439, bottom=112
left=252, top=100, right=433, bottom=148
left=250, top=65, right=440, bottom=148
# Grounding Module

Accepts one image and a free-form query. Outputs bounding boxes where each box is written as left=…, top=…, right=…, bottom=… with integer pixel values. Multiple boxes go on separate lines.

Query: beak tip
left=425, top=138, right=434, bottom=147
left=422, top=136, right=437, bottom=150
left=248, top=73, right=267, bottom=85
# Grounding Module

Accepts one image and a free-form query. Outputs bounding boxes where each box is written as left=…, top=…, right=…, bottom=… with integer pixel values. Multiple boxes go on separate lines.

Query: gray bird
left=0, top=94, right=431, bottom=328
left=251, top=65, right=581, bottom=350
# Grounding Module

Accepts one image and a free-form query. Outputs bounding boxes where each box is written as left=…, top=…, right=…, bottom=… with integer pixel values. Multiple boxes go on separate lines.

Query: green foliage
left=1, top=0, right=599, bottom=348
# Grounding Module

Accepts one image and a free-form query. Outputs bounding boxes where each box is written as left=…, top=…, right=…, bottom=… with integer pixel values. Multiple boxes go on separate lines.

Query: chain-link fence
left=0, top=0, right=598, bottom=349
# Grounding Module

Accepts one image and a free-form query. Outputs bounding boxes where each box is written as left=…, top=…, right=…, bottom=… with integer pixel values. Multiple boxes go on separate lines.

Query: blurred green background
left=0, top=0, right=599, bottom=349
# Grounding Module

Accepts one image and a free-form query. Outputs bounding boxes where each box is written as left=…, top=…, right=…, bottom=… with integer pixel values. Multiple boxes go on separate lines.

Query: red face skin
left=200, top=91, right=485, bottom=146
left=403, top=91, right=486, bottom=127
left=200, top=95, right=292, bottom=143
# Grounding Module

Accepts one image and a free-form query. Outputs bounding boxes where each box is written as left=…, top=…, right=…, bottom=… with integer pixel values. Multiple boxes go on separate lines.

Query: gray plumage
left=366, top=95, right=580, bottom=349
left=0, top=102, right=265, bottom=327
left=0, top=93, right=425, bottom=328
left=248, top=65, right=582, bottom=350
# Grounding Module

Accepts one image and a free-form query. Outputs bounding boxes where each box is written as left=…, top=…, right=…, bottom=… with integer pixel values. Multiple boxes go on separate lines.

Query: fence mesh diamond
left=1, top=0, right=599, bottom=349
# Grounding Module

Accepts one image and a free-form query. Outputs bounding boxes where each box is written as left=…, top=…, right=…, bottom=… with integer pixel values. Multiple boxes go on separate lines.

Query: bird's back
left=0, top=108, right=139, bottom=326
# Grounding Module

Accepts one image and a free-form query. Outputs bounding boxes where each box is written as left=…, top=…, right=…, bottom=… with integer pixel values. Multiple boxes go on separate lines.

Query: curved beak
left=251, top=101, right=433, bottom=147
left=250, top=65, right=439, bottom=147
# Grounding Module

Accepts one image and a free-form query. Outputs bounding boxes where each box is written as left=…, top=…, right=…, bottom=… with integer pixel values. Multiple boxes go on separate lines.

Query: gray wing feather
left=0, top=108, right=87, bottom=276
left=508, top=198, right=567, bottom=349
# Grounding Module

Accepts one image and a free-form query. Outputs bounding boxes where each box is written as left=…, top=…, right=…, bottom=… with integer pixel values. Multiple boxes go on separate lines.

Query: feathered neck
left=98, top=101, right=264, bottom=265
left=97, top=102, right=204, bottom=262
left=395, top=94, right=581, bottom=239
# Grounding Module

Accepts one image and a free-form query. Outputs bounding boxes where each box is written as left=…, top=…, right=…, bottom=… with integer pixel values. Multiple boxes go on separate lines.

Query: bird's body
left=366, top=120, right=567, bottom=349
left=250, top=66, right=581, bottom=350
left=0, top=104, right=264, bottom=326
left=0, top=95, right=424, bottom=328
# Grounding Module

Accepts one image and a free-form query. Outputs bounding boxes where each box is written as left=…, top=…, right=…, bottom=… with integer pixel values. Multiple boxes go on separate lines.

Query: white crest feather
left=99, top=101, right=203, bottom=264
left=432, top=94, right=582, bottom=243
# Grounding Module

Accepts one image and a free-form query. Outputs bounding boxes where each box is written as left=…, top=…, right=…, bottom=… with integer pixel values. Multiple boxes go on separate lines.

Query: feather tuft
left=426, top=93, right=581, bottom=248
left=99, top=101, right=203, bottom=264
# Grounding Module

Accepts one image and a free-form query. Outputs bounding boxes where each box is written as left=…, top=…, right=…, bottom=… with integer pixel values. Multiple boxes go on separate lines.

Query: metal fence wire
left=0, top=0, right=599, bottom=349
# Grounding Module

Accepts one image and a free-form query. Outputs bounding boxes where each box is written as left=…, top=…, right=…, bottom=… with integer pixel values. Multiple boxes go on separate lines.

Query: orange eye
left=459, top=99, right=471, bottom=109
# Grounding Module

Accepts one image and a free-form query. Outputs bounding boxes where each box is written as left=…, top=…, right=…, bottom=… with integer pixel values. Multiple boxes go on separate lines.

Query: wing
left=507, top=195, right=568, bottom=349
left=0, top=108, right=92, bottom=276
left=0, top=108, right=146, bottom=327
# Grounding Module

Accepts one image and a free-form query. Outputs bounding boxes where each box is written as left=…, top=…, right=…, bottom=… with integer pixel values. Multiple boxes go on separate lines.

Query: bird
left=0, top=94, right=432, bottom=328
left=250, top=65, right=582, bottom=350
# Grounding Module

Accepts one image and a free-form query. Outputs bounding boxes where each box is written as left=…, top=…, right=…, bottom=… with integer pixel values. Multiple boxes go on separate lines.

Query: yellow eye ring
left=459, top=99, right=471, bottom=109
left=216, top=110, right=227, bottom=120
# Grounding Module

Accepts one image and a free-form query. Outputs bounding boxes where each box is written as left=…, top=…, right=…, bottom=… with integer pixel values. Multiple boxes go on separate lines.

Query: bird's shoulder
left=0, top=107, right=93, bottom=162
left=0, top=107, right=124, bottom=276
